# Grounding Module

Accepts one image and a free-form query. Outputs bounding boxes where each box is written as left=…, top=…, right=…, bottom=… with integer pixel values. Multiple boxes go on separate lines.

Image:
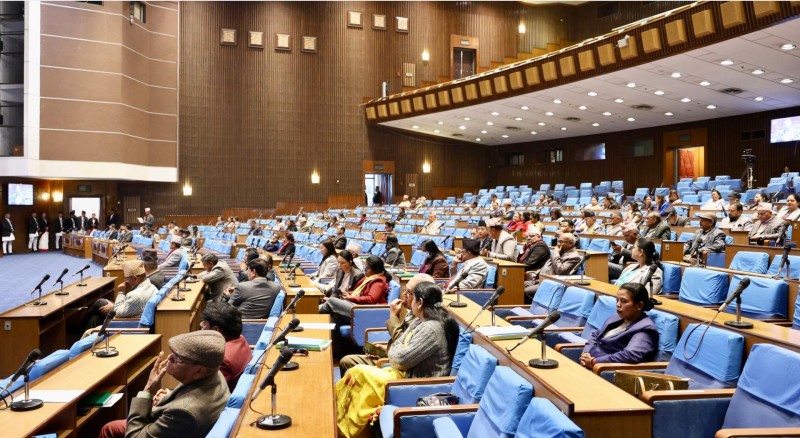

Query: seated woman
left=580, top=282, right=659, bottom=369
left=381, top=235, right=406, bottom=269
left=335, top=282, right=459, bottom=438
left=701, top=189, right=726, bottom=211
left=585, top=196, right=604, bottom=211
left=277, top=232, right=296, bottom=256
left=308, top=240, right=338, bottom=279
left=318, top=255, right=389, bottom=325
left=418, top=239, right=449, bottom=278
left=313, top=249, right=364, bottom=296
left=505, top=213, right=526, bottom=232
left=615, top=237, right=662, bottom=295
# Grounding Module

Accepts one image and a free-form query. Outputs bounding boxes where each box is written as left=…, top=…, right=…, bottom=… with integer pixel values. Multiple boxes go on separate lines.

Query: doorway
left=453, top=48, right=476, bottom=79
left=365, top=174, right=393, bottom=206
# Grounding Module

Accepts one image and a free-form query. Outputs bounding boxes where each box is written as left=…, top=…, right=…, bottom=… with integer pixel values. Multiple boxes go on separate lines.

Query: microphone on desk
left=719, top=277, right=750, bottom=313
left=31, top=274, right=50, bottom=295
left=280, top=290, right=305, bottom=333
left=93, top=310, right=119, bottom=358
left=252, top=318, right=301, bottom=371
left=774, top=243, right=793, bottom=280
left=252, top=349, right=295, bottom=431
left=640, top=263, right=662, bottom=306
left=2, top=348, right=44, bottom=412
left=52, top=268, right=70, bottom=296
left=71, top=264, right=91, bottom=286
left=447, top=269, right=470, bottom=308
left=464, top=286, right=505, bottom=332
left=251, top=347, right=294, bottom=402
left=1, top=349, right=41, bottom=396
left=721, top=277, right=754, bottom=330
left=506, top=310, right=560, bottom=356
left=571, top=254, right=591, bottom=286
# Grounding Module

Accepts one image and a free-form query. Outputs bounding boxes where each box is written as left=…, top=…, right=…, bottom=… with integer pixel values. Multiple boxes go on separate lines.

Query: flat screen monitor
left=770, top=115, right=800, bottom=143
left=8, top=183, right=34, bottom=206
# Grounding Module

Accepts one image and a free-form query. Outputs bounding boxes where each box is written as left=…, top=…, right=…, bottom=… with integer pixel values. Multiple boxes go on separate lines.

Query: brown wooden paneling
left=39, top=131, right=177, bottom=168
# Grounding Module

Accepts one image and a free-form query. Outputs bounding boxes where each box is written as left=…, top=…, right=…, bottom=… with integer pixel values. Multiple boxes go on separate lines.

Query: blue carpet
left=0, top=252, right=104, bottom=314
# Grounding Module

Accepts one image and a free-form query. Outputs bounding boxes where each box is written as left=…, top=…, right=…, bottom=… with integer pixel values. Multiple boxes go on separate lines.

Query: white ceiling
left=379, top=17, right=800, bottom=146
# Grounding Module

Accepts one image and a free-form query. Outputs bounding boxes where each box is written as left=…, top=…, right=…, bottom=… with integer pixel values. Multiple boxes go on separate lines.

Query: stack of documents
left=474, top=325, right=531, bottom=341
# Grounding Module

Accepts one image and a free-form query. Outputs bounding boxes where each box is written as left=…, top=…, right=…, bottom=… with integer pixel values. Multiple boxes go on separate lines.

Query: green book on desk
left=79, top=392, right=112, bottom=407
left=276, top=337, right=332, bottom=351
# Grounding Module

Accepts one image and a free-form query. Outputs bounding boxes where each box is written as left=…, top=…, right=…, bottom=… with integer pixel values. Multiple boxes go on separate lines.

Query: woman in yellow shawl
left=335, top=282, right=460, bottom=438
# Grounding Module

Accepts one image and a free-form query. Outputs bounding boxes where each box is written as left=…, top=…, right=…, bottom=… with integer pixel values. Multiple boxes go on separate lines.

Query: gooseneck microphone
left=722, top=277, right=753, bottom=329
left=464, top=286, right=506, bottom=332
left=571, top=254, right=591, bottom=286
left=93, top=310, right=119, bottom=357
left=72, top=264, right=91, bottom=287
left=640, top=263, right=661, bottom=306
left=30, top=274, right=51, bottom=306
left=54, top=267, right=70, bottom=296
left=1, top=349, right=41, bottom=395
left=3, top=349, right=44, bottom=412
left=251, top=348, right=294, bottom=402
left=251, top=318, right=301, bottom=371
left=253, top=348, right=295, bottom=430
left=507, top=311, right=561, bottom=353
left=447, top=269, right=470, bottom=308
left=281, top=290, right=306, bottom=333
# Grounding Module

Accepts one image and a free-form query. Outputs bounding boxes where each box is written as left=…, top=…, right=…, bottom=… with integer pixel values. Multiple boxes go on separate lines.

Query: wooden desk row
left=63, top=233, right=93, bottom=259
left=1, top=334, right=161, bottom=438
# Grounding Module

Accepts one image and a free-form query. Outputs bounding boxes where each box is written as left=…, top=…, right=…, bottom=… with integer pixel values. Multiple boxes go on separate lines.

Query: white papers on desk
left=551, top=275, right=595, bottom=281
left=474, top=325, right=531, bottom=341
left=298, top=322, right=337, bottom=331
left=27, top=390, right=83, bottom=403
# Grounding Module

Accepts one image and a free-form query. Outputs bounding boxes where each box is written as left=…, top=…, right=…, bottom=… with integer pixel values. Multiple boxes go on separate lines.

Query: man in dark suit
left=643, top=212, right=671, bottom=240
left=89, top=213, right=100, bottom=231
left=118, top=224, right=134, bottom=243
left=54, top=212, right=66, bottom=250
left=518, top=230, right=551, bottom=276
left=332, top=225, right=347, bottom=250
left=27, top=212, right=40, bottom=252
left=2, top=212, right=14, bottom=254
left=224, top=258, right=280, bottom=319
left=67, top=210, right=77, bottom=233
left=143, top=207, right=155, bottom=231
left=608, top=223, right=641, bottom=281
left=37, top=212, right=49, bottom=251
left=107, top=208, right=120, bottom=229
left=77, top=211, right=89, bottom=233
left=664, top=207, right=689, bottom=227
left=107, top=224, right=119, bottom=241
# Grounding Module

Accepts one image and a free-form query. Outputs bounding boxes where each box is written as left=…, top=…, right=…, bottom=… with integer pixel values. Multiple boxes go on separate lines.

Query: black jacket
left=28, top=217, right=40, bottom=234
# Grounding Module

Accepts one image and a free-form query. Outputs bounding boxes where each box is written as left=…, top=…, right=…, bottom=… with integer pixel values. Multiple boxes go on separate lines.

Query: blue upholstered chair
left=728, top=251, right=769, bottom=274
left=205, top=407, right=241, bottom=438
left=69, top=333, right=102, bottom=359
left=339, top=280, right=401, bottom=348
left=242, top=291, right=285, bottom=346
left=660, top=263, right=682, bottom=294
left=552, top=295, right=617, bottom=362
left=495, top=280, right=565, bottom=321
left=431, top=366, right=533, bottom=438
left=722, top=275, right=788, bottom=320
left=378, top=345, right=499, bottom=438
left=766, top=254, right=800, bottom=279
left=678, top=267, right=729, bottom=306
left=515, top=398, right=585, bottom=438
left=505, top=286, right=594, bottom=335
left=29, top=349, right=70, bottom=381
left=226, top=373, right=256, bottom=408
left=587, top=239, right=610, bottom=253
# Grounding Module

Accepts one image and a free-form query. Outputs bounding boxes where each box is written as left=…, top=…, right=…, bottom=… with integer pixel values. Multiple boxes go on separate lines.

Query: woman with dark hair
left=580, top=282, right=659, bottom=369
left=335, top=282, right=459, bottom=437
left=418, top=239, right=449, bottom=277
left=286, top=219, right=298, bottom=232
left=778, top=194, right=800, bottom=223
left=604, top=195, right=621, bottom=210
left=314, top=249, right=364, bottom=297
left=309, top=240, right=338, bottom=279
left=668, top=189, right=683, bottom=205
left=396, top=207, right=406, bottom=222
left=655, top=194, right=671, bottom=215
left=527, top=212, right=544, bottom=234
left=505, top=212, right=526, bottom=232
left=276, top=232, right=295, bottom=256
left=615, top=237, right=662, bottom=295
left=382, top=235, right=406, bottom=269
left=318, top=255, right=389, bottom=325
left=702, top=189, right=725, bottom=211
left=642, top=195, right=656, bottom=212
left=549, top=208, right=563, bottom=221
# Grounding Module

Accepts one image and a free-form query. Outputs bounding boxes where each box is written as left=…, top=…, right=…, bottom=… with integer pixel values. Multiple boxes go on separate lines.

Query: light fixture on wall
left=311, top=171, right=320, bottom=184
left=422, top=162, right=431, bottom=173
left=518, top=23, right=526, bottom=34
left=421, top=50, right=430, bottom=62
left=52, top=192, right=63, bottom=202
left=40, top=192, right=50, bottom=201
left=182, top=184, right=193, bottom=196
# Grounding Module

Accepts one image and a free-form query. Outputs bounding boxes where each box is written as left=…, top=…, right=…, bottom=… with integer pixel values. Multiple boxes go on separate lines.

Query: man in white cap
left=143, top=207, right=154, bottom=231
left=683, top=212, right=727, bottom=264
left=346, top=241, right=366, bottom=271
left=99, top=331, right=230, bottom=438
left=158, top=235, right=183, bottom=270
left=749, top=203, right=788, bottom=245
left=419, top=211, right=441, bottom=235
left=82, top=259, right=158, bottom=331
left=446, top=238, right=489, bottom=290
left=481, top=217, right=517, bottom=262
left=398, top=194, right=412, bottom=209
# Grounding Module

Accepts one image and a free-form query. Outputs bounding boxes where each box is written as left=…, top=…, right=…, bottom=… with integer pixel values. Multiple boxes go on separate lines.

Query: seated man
left=482, top=217, right=517, bottom=261
left=199, top=253, right=238, bottom=302
left=683, top=212, right=727, bottom=264
left=142, top=250, right=166, bottom=290
left=524, top=233, right=581, bottom=299
left=82, top=260, right=158, bottom=331
left=643, top=211, right=671, bottom=240
left=224, top=258, right=280, bottom=319
left=264, top=235, right=280, bottom=252
left=749, top=202, right=788, bottom=245
left=332, top=225, right=347, bottom=250
left=608, top=223, right=640, bottom=281
left=236, top=247, right=260, bottom=282
left=158, top=235, right=183, bottom=270
left=719, top=202, right=754, bottom=231
left=445, top=239, right=488, bottom=291
left=664, top=207, right=689, bottom=227
left=420, top=212, right=442, bottom=235
left=99, top=331, right=230, bottom=438
left=338, top=273, right=434, bottom=374
left=118, top=224, right=134, bottom=243
left=107, top=224, right=119, bottom=241
left=518, top=229, right=550, bottom=276
left=200, top=302, right=252, bottom=391
left=604, top=212, right=624, bottom=236
left=346, top=241, right=367, bottom=272
left=576, top=211, right=602, bottom=234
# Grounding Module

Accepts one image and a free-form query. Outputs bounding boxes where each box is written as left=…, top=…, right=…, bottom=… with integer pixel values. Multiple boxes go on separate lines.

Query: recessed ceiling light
left=781, top=43, right=796, bottom=51
left=781, top=78, right=794, bottom=84
left=603, top=111, right=612, bottom=116
left=587, top=91, right=598, bottom=96
left=699, top=81, right=711, bottom=86
left=490, top=111, right=499, bottom=116
left=538, top=122, right=546, bottom=126
left=434, top=129, right=440, bottom=133
left=515, top=117, right=523, bottom=121
left=752, top=69, right=765, bottom=75
left=578, top=105, right=587, bottom=110
left=437, top=121, right=444, bottom=125
left=463, top=117, right=471, bottom=121
left=553, top=99, right=562, bottom=104
left=591, top=123, right=599, bottom=127
left=560, top=127, right=567, bottom=131
left=626, top=82, right=636, bottom=88
left=458, top=125, right=466, bottom=130
left=545, top=111, right=554, bottom=116
left=486, top=121, right=494, bottom=126
left=654, top=90, right=665, bottom=95
left=706, top=104, right=716, bottom=109
left=481, top=130, right=488, bottom=134
left=530, top=131, right=537, bottom=135
left=501, top=134, right=509, bottom=138
left=681, top=97, right=691, bottom=103
left=521, top=106, right=529, bottom=110
left=664, top=112, right=673, bottom=116
left=627, top=117, right=635, bottom=122
left=720, top=59, right=734, bottom=66
left=671, top=72, right=682, bottom=78
left=476, top=138, right=481, bottom=142
left=412, top=125, right=419, bottom=129
left=614, top=98, right=624, bottom=103
left=754, top=96, right=764, bottom=101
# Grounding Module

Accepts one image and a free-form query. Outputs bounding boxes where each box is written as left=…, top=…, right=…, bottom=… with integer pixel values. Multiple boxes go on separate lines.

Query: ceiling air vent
left=505, top=126, right=521, bottom=131
left=720, top=87, right=744, bottom=95
left=565, top=117, right=581, bottom=122
left=631, top=104, right=653, bottom=111
left=452, top=133, right=464, bottom=137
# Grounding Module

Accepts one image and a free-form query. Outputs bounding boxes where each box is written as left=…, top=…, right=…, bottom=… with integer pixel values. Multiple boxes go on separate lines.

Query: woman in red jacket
left=318, top=255, right=390, bottom=325
left=418, top=239, right=449, bottom=278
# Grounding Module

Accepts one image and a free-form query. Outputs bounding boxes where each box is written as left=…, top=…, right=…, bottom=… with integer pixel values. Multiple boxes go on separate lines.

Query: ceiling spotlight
left=412, top=125, right=419, bottom=129
left=699, top=81, right=711, bottom=86
left=752, top=69, right=765, bottom=75
left=654, top=90, right=665, bottom=95
left=664, top=112, right=673, bottom=116
left=486, top=121, right=494, bottom=125
left=521, top=105, right=529, bottom=110
left=434, top=129, right=440, bottom=133
left=591, top=123, right=599, bottom=127
left=458, top=125, right=466, bottom=130
left=627, top=117, right=635, bottom=122
left=626, top=82, right=636, bottom=88
left=476, top=138, right=481, bottom=142
left=706, top=104, right=716, bottom=109
left=587, top=91, right=598, bottom=96
left=553, top=99, right=562, bottom=104
left=578, top=105, right=587, bottom=110
left=560, top=127, right=567, bottom=131
left=481, top=130, right=488, bottom=134
left=530, top=131, right=537, bottom=135
left=720, top=59, right=734, bottom=66
left=515, top=117, right=523, bottom=121
left=538, top=122, right=546, bottom=126
left=614, top=98, right=624, bottom=103
left=681, top=97, right=691, bottom=103
left=603, top=111, right=611, bottom=116
left=781, top=78, right=794, bottom=84
left=671, top=72, right=682, bottom=78
left=754, top=96, right=764, bottom=101
left=490, top=111, right=499, bottom=116
left=545, top=111, right=554, bottom=116
left=501, top=134, right=509, bottom=138
left=463, top=117, right=471, bottom=121
left=437, top=121, right=444, bottom=125
left=781, top=43, right=796, bottom=50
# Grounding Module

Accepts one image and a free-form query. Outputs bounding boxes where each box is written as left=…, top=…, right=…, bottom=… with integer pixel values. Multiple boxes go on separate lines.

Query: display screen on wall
left=575, top=143, right=606, bottom=161
left=632, top=139, right=654, bottom=157
left=770, top=115, right=800, bottom=143
left=8, top=183, right=34, bottom=205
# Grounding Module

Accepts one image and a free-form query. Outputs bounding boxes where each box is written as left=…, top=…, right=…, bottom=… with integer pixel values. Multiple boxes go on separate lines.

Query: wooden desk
left=448, top=298, right=653, bottom=438
left=660, top=240, right=685, bottom=263
left=93, top=240, right=137, bottom=266
left=156, top=280, right=207, bottom=387
left=546, top=277, right=800, bottom=359
left=2, top=334, right=161, bottom=438
left=275, top=268, right=323, bottom=314
left=582, top=250, right=609, bottom=283
left=490, top=259, right=526, bottom=305
left=0, top=277, right=115, bottom=376
left=231, top=314, right=335, bottom=437
left=63, top=233, right=93, bottom=259
left=791, top=221, right=799, bottom=247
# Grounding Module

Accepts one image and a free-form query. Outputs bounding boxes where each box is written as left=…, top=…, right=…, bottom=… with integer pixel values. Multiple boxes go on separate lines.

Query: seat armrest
left=365, top=328, right=390, bottom=343
left=394, top=404, right=479, bottom=438
left=543, top=326, right=585, bottom=333
left=715, top=428, right=800, bottom=438
left=505, top=315, right=547, bottom=322
left=493, top=305, right=523, bottom=310
left=592, top=362, right=670, bottom=375
left=660, top=293, right=680, bottom=300
left=385, top=377, right=457, bottom=404
left=774, top=321, right=794, bottom=327
left=242, top=319, right=269, bottom=324
left=89, top=327, right=150, bottom=335
left=641, top=388, right=735, bottom=404
left=386, top=376, right=456, bottom=389
left=377, top=358, right=390, bottom=368
left=555, top=342, right=586, bottom=352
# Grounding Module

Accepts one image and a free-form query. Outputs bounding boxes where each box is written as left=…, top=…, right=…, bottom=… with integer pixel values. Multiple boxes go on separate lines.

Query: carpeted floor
left=0, top=252, right=104, bottom=314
